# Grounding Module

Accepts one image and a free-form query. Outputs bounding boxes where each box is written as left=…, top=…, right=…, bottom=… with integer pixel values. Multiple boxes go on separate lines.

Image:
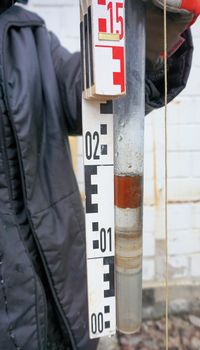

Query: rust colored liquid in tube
left=114, top=175, right=142, bottom=209
left=115, top=174, right=143, bottom=334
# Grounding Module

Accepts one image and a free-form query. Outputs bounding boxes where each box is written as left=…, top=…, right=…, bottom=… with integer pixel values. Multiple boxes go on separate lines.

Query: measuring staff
left=80, top=0, right=126, bottom=338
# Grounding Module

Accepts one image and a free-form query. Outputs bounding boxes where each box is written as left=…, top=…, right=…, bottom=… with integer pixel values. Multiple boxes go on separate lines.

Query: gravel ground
left=98, top=313, right=200, bottom=350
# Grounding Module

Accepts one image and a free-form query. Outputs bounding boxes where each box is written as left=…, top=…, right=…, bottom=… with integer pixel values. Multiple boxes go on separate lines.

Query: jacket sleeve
left=145, top=29, right=193, bottom=114
left=50, top=32, right=83, bottom=136
left=50, top=29, right=193, bottom=135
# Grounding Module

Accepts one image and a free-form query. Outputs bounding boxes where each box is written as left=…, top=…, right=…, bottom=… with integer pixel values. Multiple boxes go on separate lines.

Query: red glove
left=181, top=0, right=200, bottom=16
left=152, top=0, right=200, bottom=32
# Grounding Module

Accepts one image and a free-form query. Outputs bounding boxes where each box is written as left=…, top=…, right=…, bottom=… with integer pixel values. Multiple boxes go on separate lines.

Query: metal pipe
left=114, top=0, right=145, bottom=334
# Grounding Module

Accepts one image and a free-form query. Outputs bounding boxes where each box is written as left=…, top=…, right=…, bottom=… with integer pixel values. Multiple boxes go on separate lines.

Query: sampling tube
left=114, top=0, right=145, bottom=334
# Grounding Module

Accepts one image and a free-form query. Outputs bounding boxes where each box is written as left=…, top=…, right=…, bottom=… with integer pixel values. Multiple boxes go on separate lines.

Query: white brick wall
left=25, top=0, right=80, bottom=52
left=23, top=0, right=200, bottom=286
left=143, top=19, right=200, bottom=285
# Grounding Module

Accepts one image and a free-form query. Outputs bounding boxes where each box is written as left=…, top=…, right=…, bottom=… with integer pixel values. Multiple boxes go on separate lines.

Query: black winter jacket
left=0, top=5, right=193, bottom=350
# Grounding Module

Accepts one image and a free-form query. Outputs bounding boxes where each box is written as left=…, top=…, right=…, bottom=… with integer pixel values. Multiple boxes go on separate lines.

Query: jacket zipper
left=0, top=88, right=48, bottom=350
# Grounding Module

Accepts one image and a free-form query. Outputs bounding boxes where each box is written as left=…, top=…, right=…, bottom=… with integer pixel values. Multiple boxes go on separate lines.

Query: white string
left=163, top=1, right=169, bottom=349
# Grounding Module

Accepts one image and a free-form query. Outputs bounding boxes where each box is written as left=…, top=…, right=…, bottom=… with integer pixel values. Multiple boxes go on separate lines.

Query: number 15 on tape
left=80, top=0, right=126, bottom=99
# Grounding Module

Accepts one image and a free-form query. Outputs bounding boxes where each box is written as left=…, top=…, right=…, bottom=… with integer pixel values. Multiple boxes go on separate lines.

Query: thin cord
left=163, top=1, right=169, bottom=350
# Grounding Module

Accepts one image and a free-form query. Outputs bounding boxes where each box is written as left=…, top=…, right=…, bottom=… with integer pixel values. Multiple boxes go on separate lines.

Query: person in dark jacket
left=0, top=1, right=195, bottom=350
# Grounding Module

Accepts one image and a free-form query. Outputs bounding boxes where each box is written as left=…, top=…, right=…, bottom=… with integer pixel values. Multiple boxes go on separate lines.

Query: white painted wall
left=23, top=0, right=200, bottom=286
